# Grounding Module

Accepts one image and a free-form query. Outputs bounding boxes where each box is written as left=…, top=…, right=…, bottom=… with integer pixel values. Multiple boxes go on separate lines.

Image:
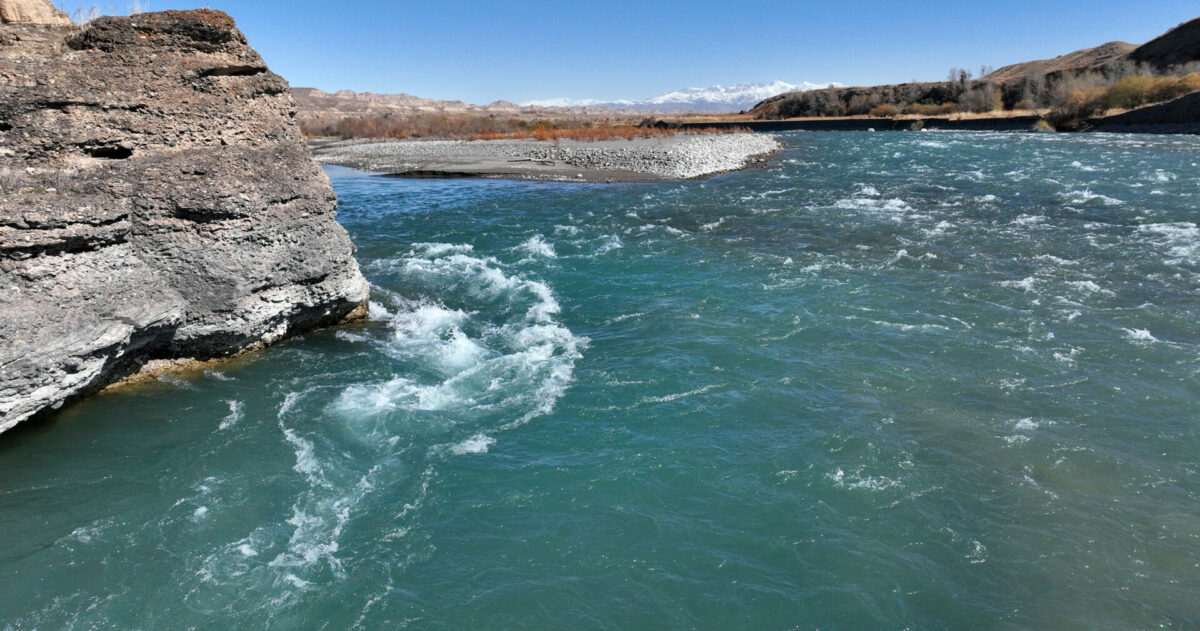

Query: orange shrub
left=868, top=103, right=901, bottom=118
left=904, top=102, right=958, bottom=116
left=1146, top=73, right=1200, bottom=104
left=468, top=125, right=740, bottom=142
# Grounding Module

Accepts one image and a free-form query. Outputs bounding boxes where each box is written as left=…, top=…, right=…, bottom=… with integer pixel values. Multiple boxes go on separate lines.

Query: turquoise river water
left=2, top=132, right=1199, bottom=629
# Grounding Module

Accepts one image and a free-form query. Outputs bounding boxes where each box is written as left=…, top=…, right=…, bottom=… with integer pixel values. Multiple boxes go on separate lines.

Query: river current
left=2, top=132, right=1198, bottom=629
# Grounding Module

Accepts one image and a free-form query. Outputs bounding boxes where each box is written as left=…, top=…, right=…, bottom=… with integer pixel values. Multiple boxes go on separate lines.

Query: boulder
left=0, top=10, right=370, bottom=432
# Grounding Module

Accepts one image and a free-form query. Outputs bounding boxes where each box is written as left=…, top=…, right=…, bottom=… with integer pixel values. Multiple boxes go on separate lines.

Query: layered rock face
left=0, top=8, right=370, bottom=432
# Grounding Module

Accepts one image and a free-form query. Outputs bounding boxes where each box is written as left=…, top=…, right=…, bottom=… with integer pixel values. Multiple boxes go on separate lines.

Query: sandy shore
left=309, top=133, right=781, bottom=182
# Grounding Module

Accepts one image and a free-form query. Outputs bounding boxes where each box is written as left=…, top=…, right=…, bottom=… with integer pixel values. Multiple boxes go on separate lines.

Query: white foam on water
left=999, top=378, right=1026, bottom=390
left=238, top=544, right=258, bottom=557
left=335, top=244, right=586, bottom=439
left=1061, top=189, right=1123, bottom=206
left=334, top=329, right=373, bottom=344
left=412, top=242, right=474, bottom=258
left=605, top=312, right=645, bottom=325
left=593, top=234, right=623, bottom=256
left=639, top=384, right=720, bottom=405
left=334, top=376, right=462, bottom=414
left=774, top=470, right=800, bottom=483
left=386, top=303, right=489, bottom=374
left=1013, top=418, right=1039, bottom=432
left=218, top=400, right=243, bottom=430
left=976, top=194, right=999, bottom=203
left=1053, top=347, right=1081, bottom=365
left=967, top=540, right=988, bottom=564
left=204, top=369, right=233, bottom=382
left=1150, top=169, right=1175, bottom=183
left=834, top=197, right=912, bottom=213
left=1001, top=276, right=1038, bottom=292
left=283, top=574, right=311, bottom=589
left=67, top=521, right=111, bottom=544
left=700, top=218, right=725, bottom=232
left=394, top=250, right=563, bottom=324
left=1136, top=222, right=1199, bottom=264
left=1005, top=170, right=1030, bottom=182
left=828, top=468, right=902, bottom=492
left=516, top=234, right=557, bottom=258
left=1012, top=214, right=1045, bottom=226
left=281, top=426, right=325, bottom=483
left=1068, top=280, right=1115, bottom=296
left=367, top=300, right=394, bottom=321
left=871, top=320, right=951, bottom=333
left=158, top=375, right=197, bottom=390
left=1123, top=328, right=1158, bottom=343
left=450, top=434, right=496, bottom=455
left=553, top=224, right=581, bottom=236
left=278, top=390, right=305, bottom=418
left=1034, top=254, right=1077, bottom=266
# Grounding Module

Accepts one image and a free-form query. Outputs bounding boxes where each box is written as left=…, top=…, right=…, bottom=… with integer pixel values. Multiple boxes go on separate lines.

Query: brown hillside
left=1126, top=16, right=1200, bottom=68
left=985, top=41, right=1135, bottom=85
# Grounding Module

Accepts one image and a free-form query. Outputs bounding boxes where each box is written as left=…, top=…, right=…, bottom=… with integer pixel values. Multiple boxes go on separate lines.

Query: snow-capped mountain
left=523, top=80, right=840, bottom=112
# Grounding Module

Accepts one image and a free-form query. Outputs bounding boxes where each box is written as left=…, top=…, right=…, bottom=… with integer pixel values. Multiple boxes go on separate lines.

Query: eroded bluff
left=0, top=9, right=370, bottom=432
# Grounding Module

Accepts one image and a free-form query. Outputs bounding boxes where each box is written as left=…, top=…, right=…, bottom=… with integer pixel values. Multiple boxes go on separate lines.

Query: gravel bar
left=310, top=133, right=781, bottom=182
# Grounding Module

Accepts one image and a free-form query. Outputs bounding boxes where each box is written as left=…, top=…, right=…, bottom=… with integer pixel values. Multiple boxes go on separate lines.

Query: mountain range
left=522, top=81, right=841, bottom=112
left=292, top=80, right=840, bottom=123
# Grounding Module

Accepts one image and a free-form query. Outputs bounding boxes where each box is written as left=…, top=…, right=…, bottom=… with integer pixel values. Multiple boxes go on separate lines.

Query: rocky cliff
left=0, top=6, right=370, bottom=432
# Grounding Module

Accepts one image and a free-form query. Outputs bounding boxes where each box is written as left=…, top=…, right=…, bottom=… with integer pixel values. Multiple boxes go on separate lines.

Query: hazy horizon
left=56, top=1, right=1199, bottom=105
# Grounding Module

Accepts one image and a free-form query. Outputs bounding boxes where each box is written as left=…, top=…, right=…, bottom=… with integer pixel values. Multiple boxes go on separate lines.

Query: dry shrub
left=1049, top=85, right=1108, bottom=129
left=868, top=103, right=901, bottom=118
left=300, top=114, right=534, bottom=140
left=470, top=124, right=739, bottom=142
left=299, top=114, right=741, bottom=142
left=1105, top=75, right=1158, bottom=109
left=905, top=102, right=958, bottom=116
left=1146, top=72, right=1200, bottom=103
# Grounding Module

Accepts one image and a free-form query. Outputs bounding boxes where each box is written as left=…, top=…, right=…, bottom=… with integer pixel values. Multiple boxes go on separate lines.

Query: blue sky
left=59, top=1, right=1199, bottom=104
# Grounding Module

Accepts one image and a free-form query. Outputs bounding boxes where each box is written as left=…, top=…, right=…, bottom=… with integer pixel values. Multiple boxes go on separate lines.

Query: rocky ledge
left=0, top=6, right=370, bottom=433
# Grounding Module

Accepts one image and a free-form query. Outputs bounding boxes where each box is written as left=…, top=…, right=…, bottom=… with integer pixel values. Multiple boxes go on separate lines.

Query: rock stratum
left=0, top=6, right=370, bottom=433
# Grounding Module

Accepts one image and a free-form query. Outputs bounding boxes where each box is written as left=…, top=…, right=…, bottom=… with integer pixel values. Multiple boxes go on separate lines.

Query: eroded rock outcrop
left=0, top=0, right=71, bottom=25
left=0, top=9, right=370, bottom=432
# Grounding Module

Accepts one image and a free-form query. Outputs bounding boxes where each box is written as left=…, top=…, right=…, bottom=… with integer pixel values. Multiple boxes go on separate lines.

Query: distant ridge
left=293, top=80, right=844, bottom=124
left=524, top=81, right=842, bottom=112
left=984, top=41, right=1136, bottom=85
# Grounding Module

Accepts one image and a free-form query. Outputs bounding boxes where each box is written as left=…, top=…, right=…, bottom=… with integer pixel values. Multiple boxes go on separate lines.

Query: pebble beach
left=310, top=133, right=782, bottom=182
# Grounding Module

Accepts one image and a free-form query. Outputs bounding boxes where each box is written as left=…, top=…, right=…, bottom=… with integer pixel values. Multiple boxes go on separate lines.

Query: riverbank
left=662, top=91, right=1200, bottom=135
left=662, top=116, right=1044, bottom=133
left=309, top=133, right=781, bottom=182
